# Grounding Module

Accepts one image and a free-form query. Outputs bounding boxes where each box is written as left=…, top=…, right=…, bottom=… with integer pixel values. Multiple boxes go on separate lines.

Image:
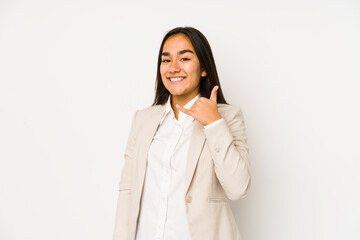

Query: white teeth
left=170, top=77, right=184, bottom=82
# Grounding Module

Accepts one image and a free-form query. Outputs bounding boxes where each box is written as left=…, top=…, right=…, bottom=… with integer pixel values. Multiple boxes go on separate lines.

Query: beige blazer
left=113, top=103, right=251, bottom=240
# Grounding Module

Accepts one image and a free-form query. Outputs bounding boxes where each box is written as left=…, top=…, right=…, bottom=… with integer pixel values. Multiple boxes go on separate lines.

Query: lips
left=168, top=77, right=186, bottom=82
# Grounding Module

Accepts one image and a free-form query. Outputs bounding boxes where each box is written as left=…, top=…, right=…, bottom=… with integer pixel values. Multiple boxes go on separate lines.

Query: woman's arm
left=204, top=107, right=251, bottom=201
left=176, top=86, right=250, bottom=201
left=113, top=110, right=138, bottom=240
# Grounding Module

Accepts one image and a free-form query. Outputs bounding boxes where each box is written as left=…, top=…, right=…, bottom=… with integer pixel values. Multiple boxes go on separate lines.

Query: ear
left=201, top=68, right=207, bottom=77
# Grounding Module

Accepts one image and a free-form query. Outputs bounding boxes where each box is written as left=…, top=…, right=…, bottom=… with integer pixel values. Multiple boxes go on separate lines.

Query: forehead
left=162, top=34, right=195, bottom=53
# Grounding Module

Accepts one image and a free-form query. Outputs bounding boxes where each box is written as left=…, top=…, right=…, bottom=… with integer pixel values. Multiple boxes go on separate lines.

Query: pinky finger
left=176, top=104, right=192, bottom=117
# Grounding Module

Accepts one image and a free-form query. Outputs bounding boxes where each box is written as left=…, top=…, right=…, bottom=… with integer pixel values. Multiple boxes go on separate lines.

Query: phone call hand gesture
left=176, top=86, right=222, bottom=126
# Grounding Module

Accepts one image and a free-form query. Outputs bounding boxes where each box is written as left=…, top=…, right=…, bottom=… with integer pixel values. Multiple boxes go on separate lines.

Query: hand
left=176, top=85, right=222, bottom=126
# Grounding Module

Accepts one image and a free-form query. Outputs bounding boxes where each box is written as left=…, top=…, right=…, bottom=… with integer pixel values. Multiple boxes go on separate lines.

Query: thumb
left=210, top=85, right=218, bottom=102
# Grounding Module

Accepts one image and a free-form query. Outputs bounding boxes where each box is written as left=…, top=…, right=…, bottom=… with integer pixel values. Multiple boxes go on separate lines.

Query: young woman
left=113, top=27, right=251, bottom=240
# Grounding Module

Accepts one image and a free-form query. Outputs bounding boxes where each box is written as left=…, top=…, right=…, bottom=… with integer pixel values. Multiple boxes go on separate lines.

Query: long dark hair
left=152, top=27, right=227, bottom=106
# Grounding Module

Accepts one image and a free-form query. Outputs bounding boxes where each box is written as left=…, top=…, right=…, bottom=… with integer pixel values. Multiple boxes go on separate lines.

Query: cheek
left=186, top=65, right=202, bottom=82
left=185, top=61, right=201, bottom=75
left=160, top=65, right=167, bottom=77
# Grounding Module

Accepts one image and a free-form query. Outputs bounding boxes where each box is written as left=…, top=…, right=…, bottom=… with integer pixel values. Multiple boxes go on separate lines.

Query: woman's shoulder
left=217, top=103, right=244, bottom=119
left=132, top=104, right=166, bottom=121
left=217, top=103, right=246, bottom=126
left=138, top=104, right=165, bottom=113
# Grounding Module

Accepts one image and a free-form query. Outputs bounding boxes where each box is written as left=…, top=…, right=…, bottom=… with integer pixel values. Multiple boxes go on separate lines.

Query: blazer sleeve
left=204, top=107, right=251, bottom=201
left=113, top=110, right=138, bottom=240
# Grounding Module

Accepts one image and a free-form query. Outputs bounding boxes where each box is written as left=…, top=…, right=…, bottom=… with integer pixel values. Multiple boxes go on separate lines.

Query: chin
left=169, top=91, right=186, bottom=97
left=167, top=88, right=185, bottom=96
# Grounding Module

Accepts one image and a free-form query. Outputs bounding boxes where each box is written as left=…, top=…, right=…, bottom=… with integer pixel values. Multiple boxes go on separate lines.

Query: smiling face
left=160, top=34, right=207, bottom=103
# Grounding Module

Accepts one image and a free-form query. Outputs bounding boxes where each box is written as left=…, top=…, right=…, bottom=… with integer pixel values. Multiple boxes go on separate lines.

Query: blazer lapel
left=184, top=120, right=206, bottom=195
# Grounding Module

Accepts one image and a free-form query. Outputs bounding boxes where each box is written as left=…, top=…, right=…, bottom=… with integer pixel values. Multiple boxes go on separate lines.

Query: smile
left=169, top=77, right=185, bottom=82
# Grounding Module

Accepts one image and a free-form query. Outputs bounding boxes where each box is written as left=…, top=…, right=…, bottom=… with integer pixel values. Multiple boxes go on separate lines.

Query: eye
left=161, top=59, right=170, bottom=63
left=180, top=58, right=190, bottom=61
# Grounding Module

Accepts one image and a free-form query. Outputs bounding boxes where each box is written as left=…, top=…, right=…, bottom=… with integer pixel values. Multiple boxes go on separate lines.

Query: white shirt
left=135, top=93, right=223, bottom=240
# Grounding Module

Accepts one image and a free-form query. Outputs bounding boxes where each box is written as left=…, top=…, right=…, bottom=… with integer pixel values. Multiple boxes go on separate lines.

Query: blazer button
left=215, top=147, right=220, bottom=152
left=185, top=196, right=192, bottom=203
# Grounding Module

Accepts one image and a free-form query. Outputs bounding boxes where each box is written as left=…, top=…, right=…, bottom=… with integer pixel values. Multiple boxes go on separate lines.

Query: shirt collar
left=160, top=93, right=201, bottom=125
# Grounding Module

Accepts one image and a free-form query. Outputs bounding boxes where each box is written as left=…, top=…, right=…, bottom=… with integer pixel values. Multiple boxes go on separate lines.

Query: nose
left=169, top=60, right=180, bottom=73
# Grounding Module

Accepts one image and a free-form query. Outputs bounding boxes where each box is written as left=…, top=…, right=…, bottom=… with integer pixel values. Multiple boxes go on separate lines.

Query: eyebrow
left=161, top=49, right=195, bottom=56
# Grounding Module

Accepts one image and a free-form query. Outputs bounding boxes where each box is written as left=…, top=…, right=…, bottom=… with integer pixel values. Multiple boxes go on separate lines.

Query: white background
left=0, top=0, right=359, bottom=239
